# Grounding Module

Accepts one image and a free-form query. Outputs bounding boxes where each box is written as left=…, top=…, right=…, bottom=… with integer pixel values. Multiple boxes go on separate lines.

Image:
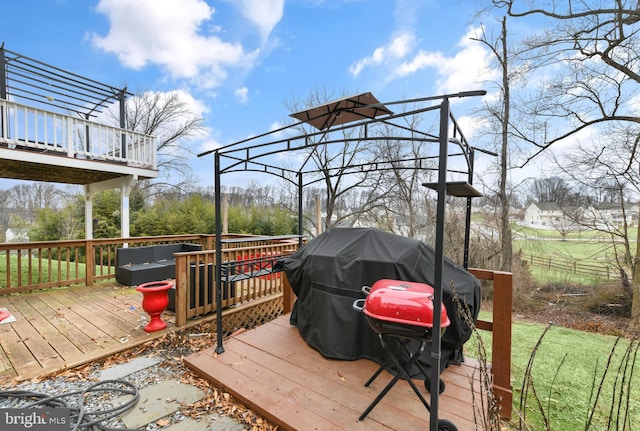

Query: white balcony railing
left=0, top=99, right=156, bottom=170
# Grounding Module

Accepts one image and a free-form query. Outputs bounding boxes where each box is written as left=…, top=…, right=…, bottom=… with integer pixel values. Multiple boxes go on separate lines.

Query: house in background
left=523, top=202, right=564, bottom=228
left=523, top=201, right=639, bottom=230
left=585, top=202, right=639, bottom=228
left=5, top=227, right=29, bottom=242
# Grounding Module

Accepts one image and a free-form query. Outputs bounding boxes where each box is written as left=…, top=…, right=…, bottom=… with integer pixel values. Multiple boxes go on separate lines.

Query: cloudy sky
left=1, top=0, right=524, bottom=188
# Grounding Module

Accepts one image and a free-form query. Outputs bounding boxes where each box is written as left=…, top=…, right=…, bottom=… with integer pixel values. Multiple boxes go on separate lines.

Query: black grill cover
left=281, top=227, right=481, bottom=373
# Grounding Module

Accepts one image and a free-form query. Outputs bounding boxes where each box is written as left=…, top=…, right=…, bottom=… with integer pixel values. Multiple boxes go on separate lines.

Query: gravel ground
left=0, top=329, right=278, bottom=431
left=1, top=361, right=188, bottom=430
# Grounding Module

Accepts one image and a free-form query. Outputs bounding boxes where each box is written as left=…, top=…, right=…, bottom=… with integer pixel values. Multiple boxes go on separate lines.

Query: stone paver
left=96, top=354, right=246, bottom=430
left=115, top=380, right=205, bottom=429
left=97, top=355, right=162, bottom=381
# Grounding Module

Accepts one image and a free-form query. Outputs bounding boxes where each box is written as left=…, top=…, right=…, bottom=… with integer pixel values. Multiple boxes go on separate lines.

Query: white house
left=585, top=202, right=639, bottom=228
left=523, top=202, right=564, bottom=228
left=5, top=227, right=29, bottom=242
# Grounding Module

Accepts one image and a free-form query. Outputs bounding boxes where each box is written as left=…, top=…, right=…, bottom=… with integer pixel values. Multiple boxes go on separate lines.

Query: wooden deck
left=185, top=314, right=485, bottom=431
left=0, top=283, right=172, bottom=384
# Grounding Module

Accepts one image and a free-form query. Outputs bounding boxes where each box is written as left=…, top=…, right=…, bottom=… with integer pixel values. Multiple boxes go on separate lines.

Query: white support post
left=85, top=175, right=137, bottom=244
left=84, top=186, right=94, bottom=240
left=222, top=193, right=229, bottom=234
left=120, top=176, right=136, bottom=239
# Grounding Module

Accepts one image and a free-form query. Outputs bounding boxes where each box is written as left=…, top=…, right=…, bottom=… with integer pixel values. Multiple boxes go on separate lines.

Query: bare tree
left=548, top=207, right=583, bottom=241
left=493, top=1, right=640, bottom=321
left=553, top=124, right=640, bottom=300
left=110, top=90, right=206, bottom=195
left=373, top=117, right=437, bottom=239
left=6, top=183, right=62, bottom=224
left=472, top=16, right=520, bottom=272
left=527, top=177, right=575, bottom=206
left=284, top=87, right=386, bottom=234
left=495, top=1, right=640, bottom=158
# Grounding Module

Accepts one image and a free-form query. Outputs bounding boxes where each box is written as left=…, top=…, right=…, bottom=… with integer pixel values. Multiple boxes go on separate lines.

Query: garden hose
left=0, top=379, right=140, bottom=431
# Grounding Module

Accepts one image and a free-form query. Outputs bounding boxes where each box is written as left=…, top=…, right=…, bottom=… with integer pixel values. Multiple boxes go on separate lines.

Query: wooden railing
left=0, top=99, right=156, bottom=169
left=0, top=234, right=289, bottom=294
left=173, top=241, right=299, bottom=326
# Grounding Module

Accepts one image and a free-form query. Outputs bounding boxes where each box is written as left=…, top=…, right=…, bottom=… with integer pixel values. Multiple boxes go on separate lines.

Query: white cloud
left=198, top=138, right=222, bottom=154
left=394, top=50, right=444, bottom=77
left=456, top=115, right=490, bottom=141
left=393, top=26, right=496, bottom=94
left=235, top=0, right=284, bottom=42
left=235, top=87, right=249, bottom=104
left=349, top=33, right=415, bottom=76
left=91, top=0, right=261, bottom=88
left=349, top=24, right=496, bottom=96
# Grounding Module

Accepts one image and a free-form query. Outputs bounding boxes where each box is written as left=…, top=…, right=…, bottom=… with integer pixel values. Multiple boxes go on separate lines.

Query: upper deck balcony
left=0, top=47, right=157, bottom=185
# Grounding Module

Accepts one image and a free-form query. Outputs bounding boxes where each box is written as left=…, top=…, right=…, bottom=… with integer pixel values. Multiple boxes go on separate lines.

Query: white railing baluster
left=2, top=100, right=156, bottom=169
left=67, top=117, right=74, bottom=157
left=23, top=105, right=27, bottom=143
left=53, top=113, right=58, bottom=148
left=43, top=110, right=48, bottom=147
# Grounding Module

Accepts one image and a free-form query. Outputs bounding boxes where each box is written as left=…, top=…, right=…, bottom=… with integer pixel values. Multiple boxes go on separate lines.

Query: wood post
left=86, top=239, right=95, bottom=287
left=282, top=273, right=296, bottom=313
left=469, top=268, right=513, bottom=420
left=175, top=254, right=188, bottom=327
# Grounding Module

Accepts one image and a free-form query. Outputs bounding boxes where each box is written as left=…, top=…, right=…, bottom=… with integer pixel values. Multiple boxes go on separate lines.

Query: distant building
left=523, top=202, right=563, bottom=228
left=586, top=202, right=639, bottom=228
left=5, top=227, right=29, bottom=242
left=523, top=201, right=639, bottom=230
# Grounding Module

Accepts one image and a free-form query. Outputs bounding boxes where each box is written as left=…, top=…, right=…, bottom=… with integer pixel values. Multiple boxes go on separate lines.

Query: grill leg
left=359, top=334, right=431, bottom=421
left=363, top=338, right=408, bottom=387
left=364, top=336, right=422, bottom=387
left=359, top=373, right=402, bottom=421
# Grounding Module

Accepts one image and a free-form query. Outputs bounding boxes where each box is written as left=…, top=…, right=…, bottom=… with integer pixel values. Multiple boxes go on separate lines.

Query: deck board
left=32, top=290, right=119, bottom=350
left=7, top=295, right=76, bottom=365
left=185, top=314, right=483, bottom=431
left=0, top=284, right=167, bottom=384
left=45, top=288, right=139, bottom=338
left=2, top=286, right=491, bottom=430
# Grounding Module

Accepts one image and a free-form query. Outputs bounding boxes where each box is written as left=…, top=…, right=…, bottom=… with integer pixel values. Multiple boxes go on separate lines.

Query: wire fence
left=524, top=253, right=614, bottom=280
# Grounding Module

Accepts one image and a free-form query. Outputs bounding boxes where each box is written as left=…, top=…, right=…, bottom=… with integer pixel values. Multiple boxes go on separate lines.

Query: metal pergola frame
left=198, top=90, right=488, bottom=431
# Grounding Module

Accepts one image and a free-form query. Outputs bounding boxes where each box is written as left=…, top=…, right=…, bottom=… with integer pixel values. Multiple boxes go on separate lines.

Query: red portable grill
left=353, top=279, right=457, bottom=431
left=358, top=279, right=450, bottom=339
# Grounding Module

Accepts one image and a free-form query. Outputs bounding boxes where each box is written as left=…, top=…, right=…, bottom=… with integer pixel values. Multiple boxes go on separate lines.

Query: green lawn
left=471, top=313, right=639, bottom=430
left=0, top=253, right=88, bottom=288
left=511, top=223, right=632, bottom=285
left=513, top=224, right=638, bottom=242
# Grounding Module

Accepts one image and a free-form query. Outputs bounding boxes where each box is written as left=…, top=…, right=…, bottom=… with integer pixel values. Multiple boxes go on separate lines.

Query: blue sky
left=1, top=0, right=521, bottom=189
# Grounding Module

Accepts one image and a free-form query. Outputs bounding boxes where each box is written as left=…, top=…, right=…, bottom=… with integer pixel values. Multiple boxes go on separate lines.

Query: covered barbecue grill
left=281, top=227, right=481, bottom=375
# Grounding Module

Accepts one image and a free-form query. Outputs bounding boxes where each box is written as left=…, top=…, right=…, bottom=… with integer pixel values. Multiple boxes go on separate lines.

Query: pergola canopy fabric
left=289, top=92, right=393, bottom=130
